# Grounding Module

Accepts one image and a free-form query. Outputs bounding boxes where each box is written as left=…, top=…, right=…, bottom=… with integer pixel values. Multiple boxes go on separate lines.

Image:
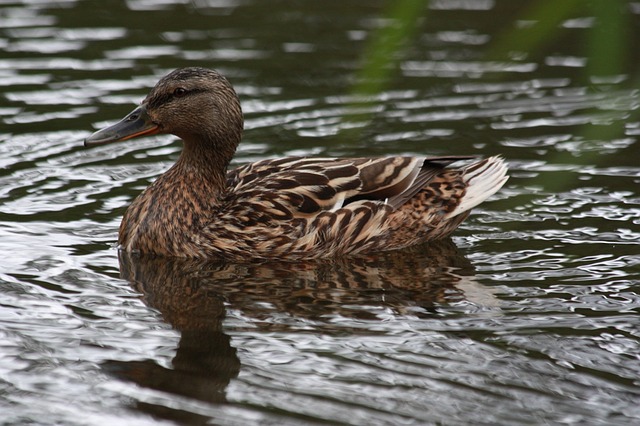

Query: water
left=2, top=0, right=640, bottom=424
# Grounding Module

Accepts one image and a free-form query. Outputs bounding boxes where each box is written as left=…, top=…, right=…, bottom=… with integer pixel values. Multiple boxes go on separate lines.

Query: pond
left=1, top=0, right=639, bottom=424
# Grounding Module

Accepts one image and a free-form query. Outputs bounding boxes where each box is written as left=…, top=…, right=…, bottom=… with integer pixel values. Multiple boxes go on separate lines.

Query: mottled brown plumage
left=85, top=67, right=508, bottom=260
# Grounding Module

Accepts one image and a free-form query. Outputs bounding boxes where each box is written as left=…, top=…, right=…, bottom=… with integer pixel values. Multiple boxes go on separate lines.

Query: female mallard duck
left=85, top=67, right=508, bottom=260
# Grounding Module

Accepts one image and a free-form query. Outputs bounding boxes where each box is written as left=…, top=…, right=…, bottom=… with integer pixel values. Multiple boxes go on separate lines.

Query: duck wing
left=226, top=155, right=476, bottom=214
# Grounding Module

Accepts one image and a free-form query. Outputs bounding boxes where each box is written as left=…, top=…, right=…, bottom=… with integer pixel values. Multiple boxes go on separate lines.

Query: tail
left=445, top=156, right=508, bottom=219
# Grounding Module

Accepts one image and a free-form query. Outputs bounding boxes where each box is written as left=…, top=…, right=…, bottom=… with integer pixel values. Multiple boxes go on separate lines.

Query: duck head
left=84, top=67, right=244, bottom=157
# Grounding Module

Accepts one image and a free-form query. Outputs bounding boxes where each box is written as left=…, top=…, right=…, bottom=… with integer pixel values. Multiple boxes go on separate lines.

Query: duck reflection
left=104, top=240, right=488, bottom=423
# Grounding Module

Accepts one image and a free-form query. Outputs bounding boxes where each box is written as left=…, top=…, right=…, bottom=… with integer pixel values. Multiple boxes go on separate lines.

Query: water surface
left=1, top=0, right=639, bottom=424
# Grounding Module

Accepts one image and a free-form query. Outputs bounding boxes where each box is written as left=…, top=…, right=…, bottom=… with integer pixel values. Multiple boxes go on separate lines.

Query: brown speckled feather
left=185, top=154, right=508, bottom=260
left=85, top=67, right=509, bottom=260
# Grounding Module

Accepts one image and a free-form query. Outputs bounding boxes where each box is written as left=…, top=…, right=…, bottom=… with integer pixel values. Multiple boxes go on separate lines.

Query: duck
left=84, top=67, right=508, bottom=260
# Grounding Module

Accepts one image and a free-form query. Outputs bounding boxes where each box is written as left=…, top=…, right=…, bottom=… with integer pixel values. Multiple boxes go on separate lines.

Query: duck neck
left=170, top=132, right=238, bottom=197
left=119, top=132, right=239, bottom=256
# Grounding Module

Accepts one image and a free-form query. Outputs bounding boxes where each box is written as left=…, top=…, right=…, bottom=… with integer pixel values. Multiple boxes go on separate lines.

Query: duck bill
left=84, top=104, right=160, bottom=147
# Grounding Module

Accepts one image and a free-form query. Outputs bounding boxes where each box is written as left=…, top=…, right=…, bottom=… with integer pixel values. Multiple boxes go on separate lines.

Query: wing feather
left=226, top=155, right=477, bottom=215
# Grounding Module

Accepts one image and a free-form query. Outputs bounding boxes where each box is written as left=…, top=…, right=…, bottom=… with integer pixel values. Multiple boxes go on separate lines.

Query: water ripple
left=1, top=0, right=640, bottom=424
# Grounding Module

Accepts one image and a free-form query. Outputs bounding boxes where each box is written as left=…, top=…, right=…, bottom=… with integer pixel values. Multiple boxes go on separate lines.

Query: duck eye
left=173, top=87, right=187, bottom=97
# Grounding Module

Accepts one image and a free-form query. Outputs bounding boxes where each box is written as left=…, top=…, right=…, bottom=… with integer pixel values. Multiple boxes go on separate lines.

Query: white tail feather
left=446, top=156, right=508, bottom=219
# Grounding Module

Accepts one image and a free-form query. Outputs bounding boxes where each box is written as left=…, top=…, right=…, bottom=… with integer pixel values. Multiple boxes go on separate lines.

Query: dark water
left=2, top=0, right=640, bottom=424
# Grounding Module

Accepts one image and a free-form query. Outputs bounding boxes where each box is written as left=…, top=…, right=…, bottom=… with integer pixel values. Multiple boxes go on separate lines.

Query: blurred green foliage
left=353, top=0, right=426, bottom=98
left=342, top=0, right=427, bottom=137
left=348, top=0, right=636, bottom=183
